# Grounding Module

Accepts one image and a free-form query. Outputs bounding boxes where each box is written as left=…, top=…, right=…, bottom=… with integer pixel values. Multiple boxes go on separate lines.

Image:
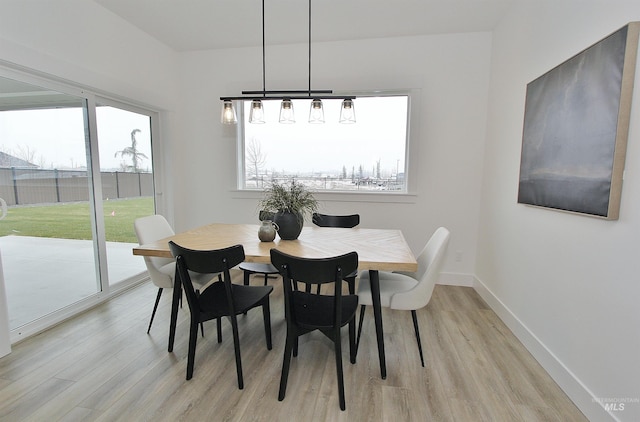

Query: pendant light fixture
left=339, top=99, right=356, bottom=124
left=220, top=0, right=355, bottom=124
left=221, top=100, right=237, bottom=124
left=309, top=98, right=325, bottom=123
left=279, top=99, right=295, bottom=123
left=249, top=99, right=265, bottom=124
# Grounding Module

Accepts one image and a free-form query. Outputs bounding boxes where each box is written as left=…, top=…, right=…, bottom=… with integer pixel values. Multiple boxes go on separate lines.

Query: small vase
left=258, top=220, right=278, bottom=242
left=274, top=211, right=303, bottom=240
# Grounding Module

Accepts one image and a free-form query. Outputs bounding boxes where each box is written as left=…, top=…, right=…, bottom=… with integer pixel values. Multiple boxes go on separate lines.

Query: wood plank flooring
left=0, top=272, right=587, bottom=421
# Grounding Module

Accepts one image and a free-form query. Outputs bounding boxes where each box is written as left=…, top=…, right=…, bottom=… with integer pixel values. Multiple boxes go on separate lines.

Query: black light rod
left=220, top=95, right=355, bottom=101
left=241, top=90, right=333, bottom=95
left=261, top=0, right=266, bottom=95
left=308, top=0, right=312, bottom=96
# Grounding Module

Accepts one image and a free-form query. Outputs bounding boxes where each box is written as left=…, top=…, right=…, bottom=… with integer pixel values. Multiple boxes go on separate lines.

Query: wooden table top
left=133, top=223, right=417, bottom=273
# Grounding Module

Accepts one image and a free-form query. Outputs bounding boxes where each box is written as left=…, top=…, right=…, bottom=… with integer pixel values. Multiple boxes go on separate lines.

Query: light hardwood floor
left=0, top=272, right=587, bottom=421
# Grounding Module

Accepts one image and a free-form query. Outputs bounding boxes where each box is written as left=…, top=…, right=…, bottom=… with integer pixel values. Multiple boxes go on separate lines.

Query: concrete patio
left=0, top=235, right=146, bottom=330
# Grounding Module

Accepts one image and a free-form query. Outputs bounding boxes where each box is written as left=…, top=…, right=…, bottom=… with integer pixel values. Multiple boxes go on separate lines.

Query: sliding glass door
left=95, top=102, right=155, bottom=287
left=0, top=73, right=154, bottom=339
left=0, top=80, right=100, bottom=331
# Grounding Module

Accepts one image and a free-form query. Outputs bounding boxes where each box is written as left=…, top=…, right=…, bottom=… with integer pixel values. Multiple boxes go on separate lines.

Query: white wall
left=172, top=33, right=493, bottom=284
left=478, top=2, right=640, bottom=421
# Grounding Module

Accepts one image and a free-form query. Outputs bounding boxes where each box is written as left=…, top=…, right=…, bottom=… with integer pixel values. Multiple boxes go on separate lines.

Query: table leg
left=168, top=266, right=181, bottom=352
left=369, top=269, right=386, bottom=379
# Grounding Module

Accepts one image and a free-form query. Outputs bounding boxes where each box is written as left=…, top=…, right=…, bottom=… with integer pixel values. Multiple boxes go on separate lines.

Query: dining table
left=133, top=222, right=417, bottom=379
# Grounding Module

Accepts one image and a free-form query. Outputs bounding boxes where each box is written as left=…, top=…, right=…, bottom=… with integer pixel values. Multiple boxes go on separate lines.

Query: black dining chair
left=311, top=212, right=360, bottom=294
left=169, top=241, right=273, bottom=387
left=312, top=212, right=360, bottom=229
left=271, top=249, right=359, bottom=411
left=239, top=210, right=279, bottom=286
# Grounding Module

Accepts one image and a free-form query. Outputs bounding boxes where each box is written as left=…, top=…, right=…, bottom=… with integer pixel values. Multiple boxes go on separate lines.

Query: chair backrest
left=391, top=227, right=450, bottom=310
left=169, top=241, right=245, bottom=275
left=312, top=213, right=360, bottom=228
left=134, top=215, right=176, bottom=288
left=271, top=249, right=358, bottom=328
left=169, top=241, right=245, bottom=313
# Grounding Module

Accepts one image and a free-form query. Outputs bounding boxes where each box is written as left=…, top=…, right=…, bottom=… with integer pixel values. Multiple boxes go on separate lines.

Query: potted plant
left=258, top=180, right=319, bottom=240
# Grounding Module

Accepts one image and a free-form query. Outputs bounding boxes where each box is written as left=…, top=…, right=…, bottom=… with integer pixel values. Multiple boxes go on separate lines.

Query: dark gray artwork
left=518, top=24, right=638, bottom=219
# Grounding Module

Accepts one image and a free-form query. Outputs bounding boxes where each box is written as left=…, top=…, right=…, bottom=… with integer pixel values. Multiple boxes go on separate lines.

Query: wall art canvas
left=518, top=22, right=640, bottom=219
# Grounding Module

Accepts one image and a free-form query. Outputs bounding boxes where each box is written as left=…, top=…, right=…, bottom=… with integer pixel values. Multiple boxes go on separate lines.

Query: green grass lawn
left=0, top=197, right=154, bottom=243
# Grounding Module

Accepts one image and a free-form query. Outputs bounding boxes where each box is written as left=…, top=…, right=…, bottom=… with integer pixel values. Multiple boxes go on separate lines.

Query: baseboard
left=437, top=272, right=474, bottom=287
left=473, top=276, right=616, bottom=422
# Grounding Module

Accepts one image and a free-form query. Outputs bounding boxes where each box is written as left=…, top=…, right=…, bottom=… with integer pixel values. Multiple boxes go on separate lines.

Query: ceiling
left=93, top=0, right=515, bottom=52
left=0, top=78, right=83, bottom=111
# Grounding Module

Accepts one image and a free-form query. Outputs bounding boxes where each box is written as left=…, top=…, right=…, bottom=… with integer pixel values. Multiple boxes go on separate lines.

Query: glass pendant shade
left=221, top=100, right=237, bottom=124
left=308, top=98, right=325, bottom=123
left=279, top=99, right=295, bottom=123
left=249, top=100, right=265, bottom=124
left=339, top=99, right=356, bottom=124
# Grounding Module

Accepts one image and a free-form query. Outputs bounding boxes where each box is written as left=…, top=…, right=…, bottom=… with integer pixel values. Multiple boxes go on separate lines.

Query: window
left=240, top=95, right=409, bottom=192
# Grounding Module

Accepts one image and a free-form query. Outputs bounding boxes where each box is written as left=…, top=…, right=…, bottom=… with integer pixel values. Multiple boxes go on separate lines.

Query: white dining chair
left=134, top=215, right=217, bottom=333
left=356, top=226, right=450, bottom=367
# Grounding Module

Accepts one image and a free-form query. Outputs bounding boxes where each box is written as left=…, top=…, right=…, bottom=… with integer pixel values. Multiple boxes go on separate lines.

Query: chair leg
left=262, top=299, right=273, bottom=350
left=278, top=333, right=295, bottom=401
left=243, top=272, right=251, bottom=315
left=356, top=305, right=366, bottom=353
left=349, top=315, right=357, bottom=364
left=411, top=310, right=425, bottom=367
left=346, top=276, right=356, bottom=294
left=147, top=288, right=163, bottom=334
left=217, top=317, right=222, bottom=343
left=334, top=329, right=346, bottom=411
left=186, top=318, right=199, bottom=380
left=229, top=315, right=244, bottom=390
left=348, top=277, right=357, bottom=363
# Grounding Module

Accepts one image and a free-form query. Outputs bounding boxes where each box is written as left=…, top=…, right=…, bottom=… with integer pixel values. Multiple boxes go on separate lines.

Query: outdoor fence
left=0, top=167, right=153, bottom=206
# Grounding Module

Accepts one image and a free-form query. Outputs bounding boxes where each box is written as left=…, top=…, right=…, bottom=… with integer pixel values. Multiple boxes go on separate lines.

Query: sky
left=0, top=106, right=152, bottom=171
